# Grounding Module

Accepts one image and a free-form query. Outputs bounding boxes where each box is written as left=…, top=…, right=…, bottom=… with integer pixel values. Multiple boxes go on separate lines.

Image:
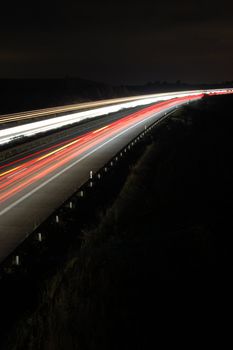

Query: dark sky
left=0, top=0, right=232, bottom=84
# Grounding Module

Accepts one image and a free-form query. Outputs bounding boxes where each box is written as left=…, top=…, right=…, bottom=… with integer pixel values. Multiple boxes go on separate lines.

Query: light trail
left=0, top=94, right=203, bottom=203
left=92, top=125, right=109, bottom=134
left=0, top=90, right=205, bottom=124
left=1, top=88, right=232, bottom=146
left=4, top=89, right=229, bottom=146
left=0, top=90, right=232, bottom=263
left=0, top=88, right=232, bottom=126
left=0, top=93, right=196, bottom=145
left=0, top=166, right=21, bottom=178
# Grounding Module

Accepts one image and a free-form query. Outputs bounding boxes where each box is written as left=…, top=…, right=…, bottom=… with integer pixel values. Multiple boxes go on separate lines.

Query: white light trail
left=0, top=89, right=232, bottom=146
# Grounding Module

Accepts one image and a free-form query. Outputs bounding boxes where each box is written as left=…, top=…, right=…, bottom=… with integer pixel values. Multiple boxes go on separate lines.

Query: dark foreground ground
left=2, top=94, right=233, bottom=349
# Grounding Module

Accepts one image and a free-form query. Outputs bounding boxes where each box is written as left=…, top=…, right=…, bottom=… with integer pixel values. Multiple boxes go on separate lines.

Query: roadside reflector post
left=97, top=173, right=101, bottom=179
left=78, top=190, right=84, bottom=197
left=69, top=201, right=73, bottom=209
left=111, top=161, right=113, bottom=166
left=15, top=255, right=20, bottom=266
left=89, top=181, right=93, bottom=188
left=104, top=167, right=108, bottom=172
left=56, top=215, right=59, bottom=224
left=38, top=232, right=42, bottom=242
left=90, top=170, right=93, bottom=179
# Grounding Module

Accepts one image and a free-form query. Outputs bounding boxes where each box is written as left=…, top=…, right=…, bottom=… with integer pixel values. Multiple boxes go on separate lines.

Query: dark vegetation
left=1, top=94, right=233, bottom=348
left=0, top=77, right=233, bottom=114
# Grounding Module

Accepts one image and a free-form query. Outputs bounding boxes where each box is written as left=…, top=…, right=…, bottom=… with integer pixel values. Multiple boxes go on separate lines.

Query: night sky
left=0, top=0, right=232, bottom=85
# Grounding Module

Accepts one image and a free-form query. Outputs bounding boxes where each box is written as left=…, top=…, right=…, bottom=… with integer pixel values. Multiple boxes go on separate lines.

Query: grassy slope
left=6, top=95, right=233, bottom=349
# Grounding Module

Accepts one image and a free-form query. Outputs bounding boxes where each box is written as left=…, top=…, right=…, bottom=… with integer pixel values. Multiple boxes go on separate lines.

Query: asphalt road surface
left=0, top=89, right=204, bottom=125
left=0, top=90, right=232, bottom=263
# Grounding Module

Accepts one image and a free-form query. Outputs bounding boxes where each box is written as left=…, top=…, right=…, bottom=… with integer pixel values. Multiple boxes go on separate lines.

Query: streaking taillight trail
left=0, top=94, right=203, bottom=203
left=0, top=90, right=232, bottom=263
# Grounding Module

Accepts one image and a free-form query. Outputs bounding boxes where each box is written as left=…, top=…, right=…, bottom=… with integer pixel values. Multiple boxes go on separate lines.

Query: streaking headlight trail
left=1, top=89, right=227, bottom=146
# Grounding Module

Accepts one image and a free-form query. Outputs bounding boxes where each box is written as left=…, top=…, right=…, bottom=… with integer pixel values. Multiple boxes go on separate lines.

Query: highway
left=0, top=91, right=205, bottom=145
left=0, top=90, right=232, bottom=263
left=1, top=89, right=232, bottom=146
left=0, top=89, right=231, bottom=126
left=0, top=90, right=203, bottom=125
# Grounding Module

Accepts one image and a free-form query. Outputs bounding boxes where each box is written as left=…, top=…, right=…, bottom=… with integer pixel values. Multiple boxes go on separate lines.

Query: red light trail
left=0, top=94, right=203, bottom=204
